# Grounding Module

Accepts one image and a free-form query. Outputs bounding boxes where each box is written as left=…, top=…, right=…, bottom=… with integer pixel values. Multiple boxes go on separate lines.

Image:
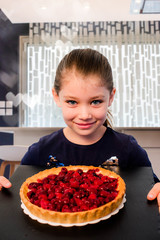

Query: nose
left=78, top=105, right=92, bottom=120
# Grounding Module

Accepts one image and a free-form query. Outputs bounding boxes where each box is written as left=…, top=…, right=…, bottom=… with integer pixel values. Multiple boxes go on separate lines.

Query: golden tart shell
left=20, top=165, right=126, bottom=224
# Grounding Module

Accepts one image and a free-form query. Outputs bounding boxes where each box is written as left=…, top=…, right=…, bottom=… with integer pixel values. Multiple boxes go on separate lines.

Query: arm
left=147, top=183, right=160, bottom=213
left=0, top=176, right=12, bottom=190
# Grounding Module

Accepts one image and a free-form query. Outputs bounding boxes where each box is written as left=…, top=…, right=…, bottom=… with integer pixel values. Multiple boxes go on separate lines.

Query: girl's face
left=53, top=69, right=115, bottom=144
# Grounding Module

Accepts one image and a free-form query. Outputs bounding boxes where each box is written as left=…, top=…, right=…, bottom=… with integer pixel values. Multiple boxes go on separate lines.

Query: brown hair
left=54, top=48, right=114, bottom=127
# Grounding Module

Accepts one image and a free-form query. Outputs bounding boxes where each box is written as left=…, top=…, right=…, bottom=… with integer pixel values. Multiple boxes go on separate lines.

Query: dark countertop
left=0, top=165, right=159, bottom=240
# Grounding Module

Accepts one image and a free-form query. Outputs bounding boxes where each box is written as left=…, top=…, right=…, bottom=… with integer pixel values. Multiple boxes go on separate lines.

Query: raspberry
left=62, top=205, right=71, bottom=212
left=61, top=167, right=68, bottom=173
left=76, top=169, right=83, bottom=175
left=38, top=194, right=48, bottom=200
left=88, top=193, right=97, bottom=200
left=94, top=179, right=103, bottom=186
left=48, top=192, right=55, bottom=200
left=72, top=171, right=81, bottom=178
left=70, top=179, right=80, bottom=188
left=80, top=204, right=89, bottom=211
left=71, top=206, right=79, bottom=212
left=40, top=199, right=50, bottom=209
left=27, top=191, right=35, bottom=199
left=55, top=193, right=63, bottom=199
left=28, top=182, right=41, bottom=189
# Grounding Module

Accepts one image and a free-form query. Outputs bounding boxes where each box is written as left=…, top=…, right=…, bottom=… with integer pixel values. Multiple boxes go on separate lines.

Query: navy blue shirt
left=21, top=127, right=158, bottom=182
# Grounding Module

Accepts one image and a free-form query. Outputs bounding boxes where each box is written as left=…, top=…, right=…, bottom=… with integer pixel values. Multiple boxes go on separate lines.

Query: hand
left=147, top=183, right=160, bottom=213
left=0, top=176, right=12, bottom=190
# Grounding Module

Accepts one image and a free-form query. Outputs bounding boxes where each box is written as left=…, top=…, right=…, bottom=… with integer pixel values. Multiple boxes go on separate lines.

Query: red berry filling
left=27, top=168, right=118, bottom=212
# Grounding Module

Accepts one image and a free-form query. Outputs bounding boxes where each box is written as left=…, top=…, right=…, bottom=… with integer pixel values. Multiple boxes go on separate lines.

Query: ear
left=52, top=88, right=61, bottom=107
left=108, top=88, right=116, bottom=107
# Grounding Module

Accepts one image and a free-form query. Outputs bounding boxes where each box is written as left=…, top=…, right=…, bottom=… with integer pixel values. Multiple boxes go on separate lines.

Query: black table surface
left=0, top=166, right=160, bottom=240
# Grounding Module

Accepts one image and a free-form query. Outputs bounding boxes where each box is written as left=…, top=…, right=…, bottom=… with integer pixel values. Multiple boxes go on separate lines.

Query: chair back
left=0, top=131, right=14, bottom=178
left=0, top=131, right=14, bottom=145
left=0, top=145, right=28, bottom=178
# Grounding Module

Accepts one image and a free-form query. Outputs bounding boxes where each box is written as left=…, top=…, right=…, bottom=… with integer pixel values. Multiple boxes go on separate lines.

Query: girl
left=0, top=48, right=160, bottom=210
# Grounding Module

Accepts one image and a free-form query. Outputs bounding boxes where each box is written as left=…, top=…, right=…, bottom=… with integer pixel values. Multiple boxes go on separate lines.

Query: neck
left=63, top=126, right=106, bottom=145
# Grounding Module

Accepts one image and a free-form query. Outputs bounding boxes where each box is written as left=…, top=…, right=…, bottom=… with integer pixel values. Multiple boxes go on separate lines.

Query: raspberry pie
left=20, top=166, right=125, bottom=224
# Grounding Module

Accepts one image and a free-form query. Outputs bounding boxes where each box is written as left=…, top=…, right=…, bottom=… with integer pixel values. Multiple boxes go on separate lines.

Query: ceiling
left=1, top=0, right=160, bottom=23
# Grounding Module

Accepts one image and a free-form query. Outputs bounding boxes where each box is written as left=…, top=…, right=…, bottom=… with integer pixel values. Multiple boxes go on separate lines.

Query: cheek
left=98, top=112, right=107, bottom=121
left=93, top=107, right=108, bottom=120
left=99, top=105, right=108, bottom=115
left=61, top=107, right=75, bottom=120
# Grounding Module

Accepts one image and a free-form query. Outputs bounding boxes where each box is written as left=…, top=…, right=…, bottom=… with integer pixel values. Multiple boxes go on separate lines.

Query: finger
left=147, top=183, right=160, bottom=200
left=156, top=193, right=160, bottom=213
left=0, top=176, right=12, bottom=189
left=157, top=193, right=160, bottom=208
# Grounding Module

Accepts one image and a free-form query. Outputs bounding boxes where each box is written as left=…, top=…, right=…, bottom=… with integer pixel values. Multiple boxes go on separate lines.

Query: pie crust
left=20, top=166, right=126, bottom=224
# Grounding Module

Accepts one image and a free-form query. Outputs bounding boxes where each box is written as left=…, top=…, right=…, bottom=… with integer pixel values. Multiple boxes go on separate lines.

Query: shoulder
left=107, top=127, right=146, bottom=154
left=106, top=127, right=136, bottom=144
left=106, top=127, right=150, bottom=164
left=21, top=128, right=63, bottom=165
left=107, top=128, right=151, bottom=167
left=31, top=128, right=64, bottom=156
left=38, top=128, right=63, bottom=146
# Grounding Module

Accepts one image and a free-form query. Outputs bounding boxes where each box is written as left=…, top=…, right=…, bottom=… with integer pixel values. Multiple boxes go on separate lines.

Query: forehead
left=59, top=69, right=110, bottom=100
left=61, top=68, right=104, bottom=88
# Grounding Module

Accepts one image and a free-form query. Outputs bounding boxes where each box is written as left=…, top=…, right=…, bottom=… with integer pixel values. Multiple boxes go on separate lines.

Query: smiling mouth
left=75, top=122, right=96, bottom=129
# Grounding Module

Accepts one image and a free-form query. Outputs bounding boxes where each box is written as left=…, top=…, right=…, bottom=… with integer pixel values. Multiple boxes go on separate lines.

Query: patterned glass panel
left=20, top=21, right=160, bottom=127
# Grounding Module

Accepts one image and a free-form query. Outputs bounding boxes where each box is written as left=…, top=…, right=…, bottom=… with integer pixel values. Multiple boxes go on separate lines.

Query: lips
left=75, top=122, right=96, bottom=129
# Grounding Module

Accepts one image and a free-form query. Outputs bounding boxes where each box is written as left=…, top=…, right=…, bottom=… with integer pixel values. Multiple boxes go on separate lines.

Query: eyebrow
left=63, top=95, right=106, bottom=100
left=63, top=96, right=77, bottom=99
left=90, top=95, right=106, bottom=99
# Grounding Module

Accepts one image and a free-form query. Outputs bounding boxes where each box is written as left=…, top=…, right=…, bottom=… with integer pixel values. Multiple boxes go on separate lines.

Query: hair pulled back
left=54, top=48, right=113, bottom=94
